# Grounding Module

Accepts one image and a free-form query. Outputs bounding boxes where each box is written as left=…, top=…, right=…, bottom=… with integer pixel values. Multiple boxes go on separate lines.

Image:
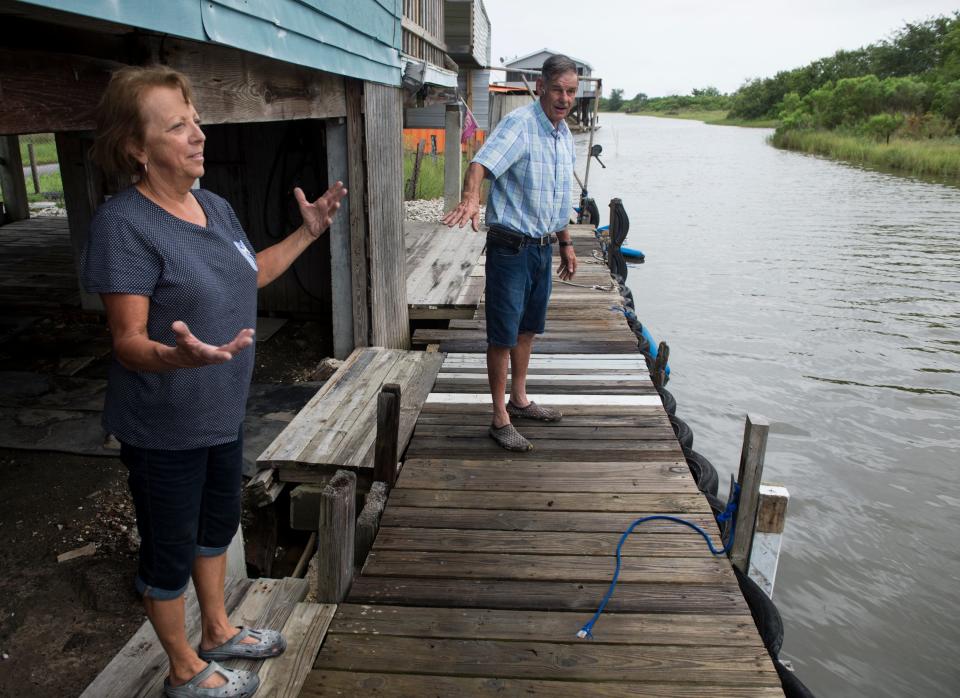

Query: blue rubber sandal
left=164, top=661, right=259, bottom=698
left=198, top=627, right=286, bottom=662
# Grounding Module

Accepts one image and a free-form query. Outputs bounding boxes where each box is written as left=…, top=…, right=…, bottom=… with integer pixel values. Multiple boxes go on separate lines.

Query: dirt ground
left=0, top=314, right=326, bottom=697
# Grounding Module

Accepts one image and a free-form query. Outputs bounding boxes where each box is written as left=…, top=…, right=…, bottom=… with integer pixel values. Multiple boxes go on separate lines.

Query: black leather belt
left=487, top=225, right=557, bottom=250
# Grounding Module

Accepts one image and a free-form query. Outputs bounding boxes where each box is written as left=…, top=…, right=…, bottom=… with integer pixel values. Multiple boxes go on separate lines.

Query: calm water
left=577, top=113, right=960, bottom=697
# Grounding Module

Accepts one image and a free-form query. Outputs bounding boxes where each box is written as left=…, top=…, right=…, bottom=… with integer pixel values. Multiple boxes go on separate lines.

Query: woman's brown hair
left=91, top=65, right=195, bottom=179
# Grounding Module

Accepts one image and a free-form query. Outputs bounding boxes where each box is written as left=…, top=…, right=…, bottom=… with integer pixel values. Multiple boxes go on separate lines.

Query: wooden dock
left=302, top=226, right=784, bottom=696
left=404, top=220, right=487, bottom=320
left=0, top=216, right=79, bottom=311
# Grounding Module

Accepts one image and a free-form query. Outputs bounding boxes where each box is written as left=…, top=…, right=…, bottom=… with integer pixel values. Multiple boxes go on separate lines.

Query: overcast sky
left=483, top=0, right=959, bottom=97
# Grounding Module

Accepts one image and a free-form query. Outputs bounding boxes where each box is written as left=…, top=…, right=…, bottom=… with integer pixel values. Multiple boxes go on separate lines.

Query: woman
left=82, top=65, right=346, bottom=698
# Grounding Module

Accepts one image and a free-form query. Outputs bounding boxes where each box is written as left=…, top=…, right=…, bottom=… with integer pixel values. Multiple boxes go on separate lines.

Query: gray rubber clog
left=198, top=627, right=286, bottom=662
left=507, top=400, right=563, bottom=422
left=488, top=423, right=533, bottom=452
left=164, top=661, right=259, bottom=698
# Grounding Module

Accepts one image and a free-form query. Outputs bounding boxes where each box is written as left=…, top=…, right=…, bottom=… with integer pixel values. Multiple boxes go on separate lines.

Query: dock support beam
left=312, top=469, right=356, bottom=602
left=0, top=135, right=28, bottom=223
left=729, top=413, right=769, bottom=574
left=325, top=117, right=354, bottom=359
left=749, top=484, right=789, bottom=597
left=374, top=383, right=402, bottom=487
left=443, top=103, right=461, bottom=212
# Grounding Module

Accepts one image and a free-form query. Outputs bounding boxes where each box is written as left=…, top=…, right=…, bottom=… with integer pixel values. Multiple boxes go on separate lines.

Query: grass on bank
left=772, top=129, right=960, bottom=180
left=624, top=110, right=778, bottom=128
left=403, top=150, right=485, bottom=201
left=18, top=135, right=58, bottom=166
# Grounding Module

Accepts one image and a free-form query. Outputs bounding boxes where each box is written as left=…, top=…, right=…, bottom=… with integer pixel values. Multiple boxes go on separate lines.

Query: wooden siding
left=402, top=0, right=446, bottom=68
left=14, top=0, right=403, bottom=85
left=364, top=83, right=412, bottom=349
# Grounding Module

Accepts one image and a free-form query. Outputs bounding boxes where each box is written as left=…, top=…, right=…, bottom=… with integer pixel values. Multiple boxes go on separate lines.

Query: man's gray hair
left=541, top=54, right=578, bottom=83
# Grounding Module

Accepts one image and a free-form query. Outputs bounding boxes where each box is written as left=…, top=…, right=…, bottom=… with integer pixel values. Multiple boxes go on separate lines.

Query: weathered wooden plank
left=328, top=604, right=763, bottom=646
left=362, top=550, right=733, bottom=584
left=413, top=413, right=669, bottom=427
left=365, top=82, right=410, bottom=349
left=373, top=527, right=713, bottom=557
left=325, top=117, right=354, bottom=360
left=255, top=602, right=337, bottom=698
left=404, top=221, right=486, bottom=314
left=397, top=460, right=697, bottom=493
left=410, top=423, right=675, bottom=440
left=303, top=671, right=785, bottom=697
left=418, top=402, right=664, bottom=417
left=345, top=79, right=370, bottom=347
left=313, top=635, right=779, bottom=685
left=223, top=577, right=310, bottom=674
left=347, top=577, right=749, bottom=614
left=383, top=489, right=709, bottom=513
left=424, top=393, right=662, bottom=406
left=404, top=437, right=682, bottom=461
left=258, top=349, right=442, bottom=471
left=80, top=578, right=252, bottom=698
left=380, top=507, right=717, bottom=533
left=0, top=49, right=119, bottom=135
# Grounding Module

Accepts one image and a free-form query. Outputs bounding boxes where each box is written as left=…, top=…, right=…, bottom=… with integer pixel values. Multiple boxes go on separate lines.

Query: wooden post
left=325, top=116, right=355, bottom=359
left=405, top=139, right=425, bottom=200
left=0, top=135, right=28, bottom=222
left=345, top=79, right=370, bottom=348
left=749, top=484, right=789, bottom=597
left=443, top=103, right=462, bottom=212
left=27, top=142, right=40, bottom=194
left=225, top=525, right=248, bottom=580
left=313, top=469, right=356, bottom=602
left=374, top=383, right=402, bottom=486
left=55, top=131, right=106, bottom=311
left=430, top=134, right=438, bottom=161
left=729, top=414, right=770, bottom=574
left=354, top=481, right=388, bottom=572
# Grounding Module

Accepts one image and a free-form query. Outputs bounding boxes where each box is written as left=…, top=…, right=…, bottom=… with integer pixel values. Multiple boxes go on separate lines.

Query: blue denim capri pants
left=485, top=240, right=553, bottom=347
left=120, top=430, right=243, bottom=600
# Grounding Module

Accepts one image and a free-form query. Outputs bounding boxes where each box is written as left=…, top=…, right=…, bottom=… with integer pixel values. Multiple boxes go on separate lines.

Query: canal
left=578, top=112, right=960, bottom=697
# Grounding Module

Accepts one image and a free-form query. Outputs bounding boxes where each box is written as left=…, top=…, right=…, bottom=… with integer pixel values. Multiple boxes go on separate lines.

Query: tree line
left=601, top=13, right=960, bottom=140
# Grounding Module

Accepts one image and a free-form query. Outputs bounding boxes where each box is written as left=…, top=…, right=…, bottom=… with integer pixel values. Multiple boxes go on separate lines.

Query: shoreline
left=772, top=129, right=960, bottom=183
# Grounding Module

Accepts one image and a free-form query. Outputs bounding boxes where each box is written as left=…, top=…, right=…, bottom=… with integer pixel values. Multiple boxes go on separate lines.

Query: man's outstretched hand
left=170, top=321, right=255, bottom=367
left=442, top=198, right=481, bottom=232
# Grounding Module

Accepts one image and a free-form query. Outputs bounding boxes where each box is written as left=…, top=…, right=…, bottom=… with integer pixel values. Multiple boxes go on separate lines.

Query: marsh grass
left=772, top=130, right=960, bottom=179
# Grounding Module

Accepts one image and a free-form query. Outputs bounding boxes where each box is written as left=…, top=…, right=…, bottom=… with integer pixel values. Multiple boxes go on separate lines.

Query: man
left=443, top=54, right=579, bottom=452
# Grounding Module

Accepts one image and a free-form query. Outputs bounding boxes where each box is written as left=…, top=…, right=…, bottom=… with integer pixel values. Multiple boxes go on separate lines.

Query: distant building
left=497, top=49, right=598, bottom=129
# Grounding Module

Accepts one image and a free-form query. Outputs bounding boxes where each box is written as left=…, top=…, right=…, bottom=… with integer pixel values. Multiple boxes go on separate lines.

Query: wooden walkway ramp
left=303, top=227, right=783, bottom=696
left=405, top=221, right=486, bottom=321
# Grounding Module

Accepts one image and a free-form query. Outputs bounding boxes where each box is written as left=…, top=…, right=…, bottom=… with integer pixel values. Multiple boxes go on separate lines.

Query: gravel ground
left=404, top=198, right=486, bottom=225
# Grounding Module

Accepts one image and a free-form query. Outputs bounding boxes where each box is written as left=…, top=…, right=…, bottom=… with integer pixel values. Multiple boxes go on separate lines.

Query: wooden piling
left=354, top=481, right=389, bottom=572
left=729, top=414, right=770, bottom=574
left=313, top=469, right=356, bottom=603
left=374, top=382, right=402, bottom=486
left=406, top=139, right=425, bottom=200
left=443, top=104, right=461, bottom=212
left=0, top=135, right=28, bottom=222
left=27, top=142, right=40, bottom=194
left=749, top=484, right=789, bottom=597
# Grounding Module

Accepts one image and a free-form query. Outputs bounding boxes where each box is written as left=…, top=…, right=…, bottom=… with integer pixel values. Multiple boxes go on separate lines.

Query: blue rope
left=577, top=483, right=741, bottom=639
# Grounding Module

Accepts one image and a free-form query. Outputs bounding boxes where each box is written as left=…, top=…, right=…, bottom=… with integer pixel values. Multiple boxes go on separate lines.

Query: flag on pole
left=461, top=100, right=478, bottom=144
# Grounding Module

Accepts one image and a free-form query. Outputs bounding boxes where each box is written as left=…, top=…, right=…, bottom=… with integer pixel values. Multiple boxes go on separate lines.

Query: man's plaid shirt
left=473, top=100, right=576, bottom=238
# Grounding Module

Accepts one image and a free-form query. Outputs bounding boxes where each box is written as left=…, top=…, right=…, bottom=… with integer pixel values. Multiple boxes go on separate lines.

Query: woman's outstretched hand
left=170, top=321, right=255, bottom=367
left=295, top=181, right=348, bottom=240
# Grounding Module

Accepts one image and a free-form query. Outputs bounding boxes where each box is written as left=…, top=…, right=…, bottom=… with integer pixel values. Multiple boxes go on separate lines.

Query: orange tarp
left=403, top=128, right=487, bottom=153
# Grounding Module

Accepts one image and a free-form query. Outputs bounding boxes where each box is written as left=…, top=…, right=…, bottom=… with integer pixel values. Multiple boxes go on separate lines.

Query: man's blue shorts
left=485, top=239, right=553, bottom=347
